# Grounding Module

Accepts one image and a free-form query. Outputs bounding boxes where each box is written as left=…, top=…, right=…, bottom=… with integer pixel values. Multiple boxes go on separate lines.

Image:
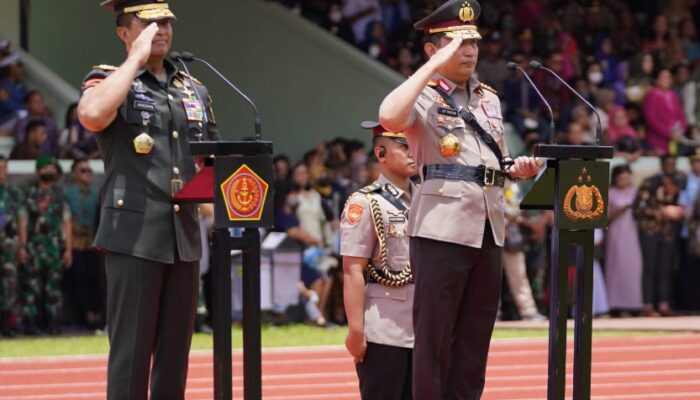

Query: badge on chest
left=481, top=102, right=502, bottom=119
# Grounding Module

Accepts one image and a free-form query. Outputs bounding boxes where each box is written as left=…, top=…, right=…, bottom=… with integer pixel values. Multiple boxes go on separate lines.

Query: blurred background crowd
left=2, top=0, right=700, bottom=337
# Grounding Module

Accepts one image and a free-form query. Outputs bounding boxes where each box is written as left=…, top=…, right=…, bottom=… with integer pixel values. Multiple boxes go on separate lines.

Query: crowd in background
left=3, top=0, right=700, bottom=337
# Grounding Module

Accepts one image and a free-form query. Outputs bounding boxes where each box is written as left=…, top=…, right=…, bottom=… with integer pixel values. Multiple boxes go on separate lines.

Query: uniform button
left=168, top=94, right=174, bottom=101
left=173, top=167, right=180, bottom=175
left=172, top=131, right=179, bottom=139
left=117, top=199, right=124, bottom=207
left=173, top=204, right=180, bottom=213
left=481, top=156, right=488, bottom=162
left=438, top=188, right=444, bottom=194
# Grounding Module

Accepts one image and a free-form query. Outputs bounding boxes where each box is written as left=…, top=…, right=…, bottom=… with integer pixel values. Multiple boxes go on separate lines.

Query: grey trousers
left=411, top=224, right=503, bottom=400
left=105, top=251, right=199, bottom=400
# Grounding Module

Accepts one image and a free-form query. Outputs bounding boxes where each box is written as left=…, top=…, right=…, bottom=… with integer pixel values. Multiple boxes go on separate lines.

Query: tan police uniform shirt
left=405, top=73, right=509, bottom=248
left=340, top=174, right=415, bottom=349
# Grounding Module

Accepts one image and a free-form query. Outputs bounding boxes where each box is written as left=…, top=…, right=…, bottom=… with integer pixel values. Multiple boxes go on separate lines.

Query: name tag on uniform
left=482, top=103, right=502, bottom=119
left=134, top=101, right=156, bottom=111
left=389, top=216, right=406, bottom=223
left=182, top=98, right=204, bottom=122
left=438, top=107, right=458, bottom=117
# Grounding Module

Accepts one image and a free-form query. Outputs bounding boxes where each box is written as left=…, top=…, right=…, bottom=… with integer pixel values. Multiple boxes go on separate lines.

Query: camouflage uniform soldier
left=21, top=156, right=72, bottom=334
left=0, top=155, right=28, bottom=337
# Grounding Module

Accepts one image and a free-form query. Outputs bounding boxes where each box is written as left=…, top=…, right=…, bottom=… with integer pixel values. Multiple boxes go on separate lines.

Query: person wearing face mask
left=323, top=2, right=355, bottom=45
left=77, top=1, right=220, bottom=398
left=379, top=1, right=539, bottom=398
left=20, top=155, right=72, bottom=335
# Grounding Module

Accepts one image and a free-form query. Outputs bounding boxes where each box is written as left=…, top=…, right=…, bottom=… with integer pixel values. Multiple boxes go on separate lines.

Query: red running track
left=1, top=334, right=700, bottom=399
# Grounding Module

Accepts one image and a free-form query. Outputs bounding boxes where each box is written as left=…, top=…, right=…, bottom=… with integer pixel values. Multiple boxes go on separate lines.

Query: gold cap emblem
left=133, top=132, right=155, bottom=154
left=459, top=2, right=475, bottom=23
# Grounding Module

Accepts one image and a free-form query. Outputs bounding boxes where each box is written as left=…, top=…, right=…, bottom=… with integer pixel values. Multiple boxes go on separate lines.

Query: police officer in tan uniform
left=342, top=121, right=418, bottom=400
left=378, top=1, right=539, bottom=398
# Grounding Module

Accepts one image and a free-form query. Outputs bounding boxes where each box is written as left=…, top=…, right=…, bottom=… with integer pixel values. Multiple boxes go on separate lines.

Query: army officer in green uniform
left=379, top=0, right=539, bottom=398
left=77, top=1, right=219, bottom=399
left=342, top=122, right=417, bottom=400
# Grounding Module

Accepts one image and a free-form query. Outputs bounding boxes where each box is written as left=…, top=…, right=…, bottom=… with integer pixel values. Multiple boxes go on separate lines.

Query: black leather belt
left=423, top=164, right=506, bottom=187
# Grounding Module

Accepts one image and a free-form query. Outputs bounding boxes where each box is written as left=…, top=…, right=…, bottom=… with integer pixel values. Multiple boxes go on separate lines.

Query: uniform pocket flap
left=367, top=284, right=408, bottom=301
left=105, top=188, right=146, bottom=212
left=420, top=179, right=462, bottom=198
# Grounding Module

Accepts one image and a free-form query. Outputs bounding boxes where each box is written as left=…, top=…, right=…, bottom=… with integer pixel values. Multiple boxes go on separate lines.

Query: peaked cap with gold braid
left=100, top=0, right=176, bottom=21
left=361, top=120, right=407, bottom=145
left=414, top=0, right=482, bottom=40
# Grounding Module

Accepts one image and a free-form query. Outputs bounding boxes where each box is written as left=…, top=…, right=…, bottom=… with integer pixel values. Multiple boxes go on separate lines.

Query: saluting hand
left=508, top=156, right=541, bottom=179
left=128, top=22, right=159, bottom=67
left=345, top=329, right=367, bottom=364
left=427, top=36, right=463, bottom=70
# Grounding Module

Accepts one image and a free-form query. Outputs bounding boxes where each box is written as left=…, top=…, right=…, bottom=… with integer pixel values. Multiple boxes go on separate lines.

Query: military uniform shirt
left=80, top=60, right=220, bottom=263
left=340, top=174, right=415, bottom=348
left=405, top=73, right=509, bottom=248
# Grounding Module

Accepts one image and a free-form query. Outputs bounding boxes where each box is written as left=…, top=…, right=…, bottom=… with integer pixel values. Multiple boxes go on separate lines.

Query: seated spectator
left=10, top=119, right=48, bottom=160
left=561, top=121, right=591, bottom=146
left=476, top=31, right=509, bottom=94
left=342, top=0, right=381, bottom=45
left=642, top=68, right=687, bottom=155
left=504, top=53, right=549, bottom=140
left=321, top=2, right=355, bottom=45
left=13, top=90, right=60, bottom=157
left=359, top=21, right=391, bottom=64
left=58, top=103, right=100, bottom=159
left=605, top=105, right=643, bottom=162
left=625, top=52, right=654, bottom=104
left=0, top=52, right=28, bottom=134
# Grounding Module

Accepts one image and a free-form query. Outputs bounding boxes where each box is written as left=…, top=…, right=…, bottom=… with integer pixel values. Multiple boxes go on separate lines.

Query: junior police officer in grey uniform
left=77, top=1, right=219, bottom=399
left=379, top=1, right=540, bottom=398
left=342, top=122, right=418, bottom=400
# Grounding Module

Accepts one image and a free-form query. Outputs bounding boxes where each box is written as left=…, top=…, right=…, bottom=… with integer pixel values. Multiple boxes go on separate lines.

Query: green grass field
left=0, top=325, right=677, bottom=358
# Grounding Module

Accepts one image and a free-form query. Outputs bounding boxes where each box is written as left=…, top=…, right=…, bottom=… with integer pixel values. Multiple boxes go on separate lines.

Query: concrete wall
left=0, top=0, right=20, bottom=47
left=28, top=0, right=403, bottom=160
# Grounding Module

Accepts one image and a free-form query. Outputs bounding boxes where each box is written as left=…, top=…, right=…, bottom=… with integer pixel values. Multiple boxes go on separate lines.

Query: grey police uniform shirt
left=340, top=174, right=415, bottom=349
left=81, top=60, right=220, bottom=264
left=405, top=73, right=509, bottom=248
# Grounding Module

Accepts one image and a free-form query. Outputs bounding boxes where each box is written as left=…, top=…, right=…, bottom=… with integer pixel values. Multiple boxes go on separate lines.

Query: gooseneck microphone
left=529, top=60, right=602, bottom=144
left=170, top=51, right=208, bottom=141
left=179, top=52, right=262, bottom=141
left=507, top=61, right=556, bottom=144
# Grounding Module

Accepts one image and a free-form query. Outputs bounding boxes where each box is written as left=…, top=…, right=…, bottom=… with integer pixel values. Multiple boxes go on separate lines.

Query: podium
left=521, top=144, right=613, bottom=399
left=176, top=140, right=274, bottom=400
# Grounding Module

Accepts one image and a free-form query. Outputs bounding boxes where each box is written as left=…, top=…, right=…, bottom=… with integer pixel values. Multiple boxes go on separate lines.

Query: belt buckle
left=483, top=167, right=496, bottom=186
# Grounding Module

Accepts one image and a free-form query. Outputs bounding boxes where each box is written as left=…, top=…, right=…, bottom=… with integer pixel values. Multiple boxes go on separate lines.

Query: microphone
left=180, top=51, right=262, bottom=141
left=507, top=61, right=556, bottom=144
left=170, top=51, right=208, bottom=141
left=529, top=60, right=602, bottom=144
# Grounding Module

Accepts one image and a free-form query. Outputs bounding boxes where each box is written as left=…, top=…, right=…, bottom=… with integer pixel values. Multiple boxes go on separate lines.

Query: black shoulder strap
left=377, top=184, right=408, bottom=213
left=432, top=85, right=505, bottom=169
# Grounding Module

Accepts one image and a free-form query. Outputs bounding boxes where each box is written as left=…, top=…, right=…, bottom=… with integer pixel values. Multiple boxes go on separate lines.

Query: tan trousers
left=503, top=250, right=539, bottom=317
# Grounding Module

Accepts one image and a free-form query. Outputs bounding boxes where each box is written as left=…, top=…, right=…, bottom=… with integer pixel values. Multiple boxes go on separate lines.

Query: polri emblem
left=563, top=167, right=605, bottom=222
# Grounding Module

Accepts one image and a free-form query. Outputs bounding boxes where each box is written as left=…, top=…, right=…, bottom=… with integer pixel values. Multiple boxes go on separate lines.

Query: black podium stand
left=521, top=144, right=613, bottom=399
left=177, top=140, right=274, bottom=400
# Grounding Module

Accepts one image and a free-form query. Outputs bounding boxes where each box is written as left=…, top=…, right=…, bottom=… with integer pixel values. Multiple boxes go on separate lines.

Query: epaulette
left=358, top=182, right=382, bottom=194
left=480, top=83, right=498, bottom=95
left=178, top=70, right=202, bottom=85
left=91, top=64, right=118, bottom=71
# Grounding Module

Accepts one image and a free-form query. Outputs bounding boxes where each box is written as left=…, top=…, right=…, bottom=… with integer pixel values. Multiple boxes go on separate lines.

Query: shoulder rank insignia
left=358, top=182, right=382, bottom=194
left=480, top=83, right=498, bottom=95
left=178, top=70, right=202, bottom=85
left=91, top=64, right=118, bottom=71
